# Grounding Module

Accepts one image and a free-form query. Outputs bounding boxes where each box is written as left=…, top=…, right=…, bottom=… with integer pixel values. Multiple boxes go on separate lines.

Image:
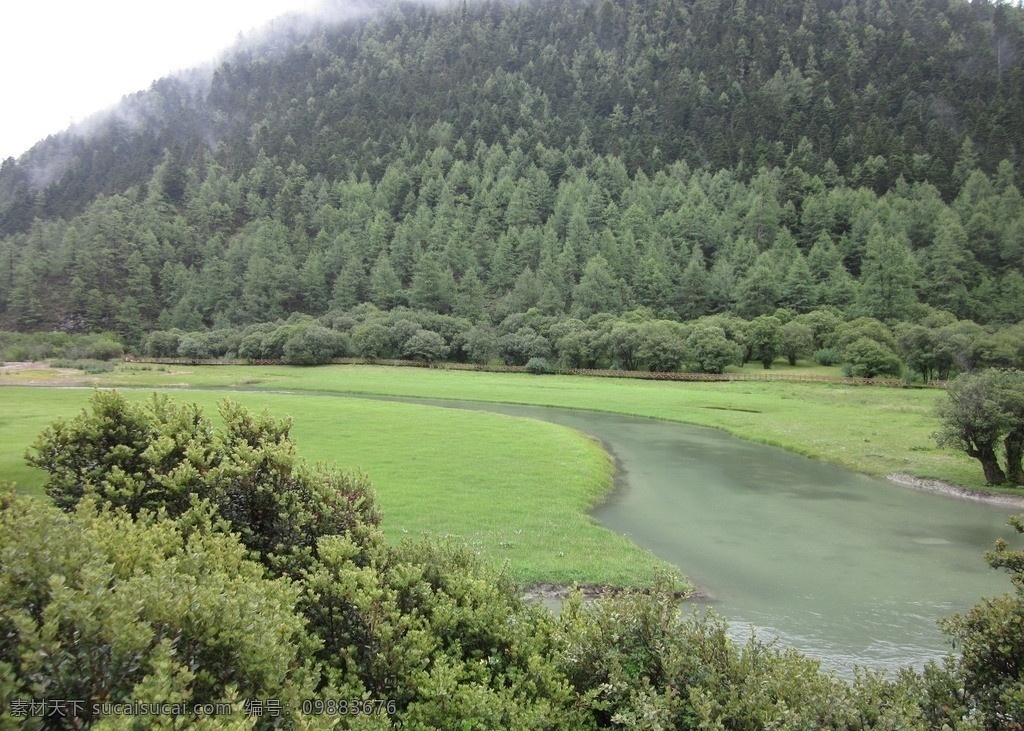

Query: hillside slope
left=0, top=0, right=1022, bottom=339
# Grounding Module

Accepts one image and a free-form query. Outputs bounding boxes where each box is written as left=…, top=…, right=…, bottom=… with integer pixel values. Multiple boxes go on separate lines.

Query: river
left=359, top=395, right=1018, bottom=674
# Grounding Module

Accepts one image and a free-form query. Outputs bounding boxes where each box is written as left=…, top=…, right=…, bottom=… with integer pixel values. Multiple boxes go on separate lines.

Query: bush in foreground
left=0, top=485, right=320, bottom=729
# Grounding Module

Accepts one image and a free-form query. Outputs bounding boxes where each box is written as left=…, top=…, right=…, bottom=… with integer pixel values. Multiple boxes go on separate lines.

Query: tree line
left=1, top=150, right=1022, bottom=353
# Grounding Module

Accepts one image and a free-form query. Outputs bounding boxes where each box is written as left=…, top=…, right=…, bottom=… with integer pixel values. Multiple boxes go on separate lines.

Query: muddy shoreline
left=520, top=582, right=708, bottom=602
left=886, top=472, right=1024, bottom=509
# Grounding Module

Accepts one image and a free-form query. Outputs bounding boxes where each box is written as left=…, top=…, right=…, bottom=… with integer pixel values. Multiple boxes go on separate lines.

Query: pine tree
left=633, top=251, right=676, bottom=317
left=454, top=269, right=487, bottom=321
left=369, top=253, right=404, bottom=310
left=920, top=213, right=972, bottom=318
left=780, top=254, right=816, bottom=313
left=410, top=253, right=456, bottom=314
left=856, top=225, right=918, bottom=322
left=677, top=245, right=711, bottom=320
left=572, top=255, right=626, bottom=318
left=735, top=260, right=781, bottom=319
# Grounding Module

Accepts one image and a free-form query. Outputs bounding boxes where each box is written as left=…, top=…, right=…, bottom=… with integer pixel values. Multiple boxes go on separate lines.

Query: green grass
left=0, top=386, right=678, bottom=587
left=85, top=362, right=993, bottom=490
left=1, top=361, right=1010, bottom=587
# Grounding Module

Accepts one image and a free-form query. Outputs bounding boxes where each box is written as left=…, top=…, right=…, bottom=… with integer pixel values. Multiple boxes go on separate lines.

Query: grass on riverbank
left=0, top=386, right=678, bottom=587
left=69, top=361, right=996, bottom=491
left=2, top=362, right=1012, bottom=590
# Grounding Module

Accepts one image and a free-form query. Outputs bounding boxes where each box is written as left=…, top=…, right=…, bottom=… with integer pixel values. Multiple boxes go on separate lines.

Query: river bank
left=2, top=375, right=1017, bottom=670
left=520, top=582, right=707, bottom=603
left=887, top=472, right=1024, bottom=509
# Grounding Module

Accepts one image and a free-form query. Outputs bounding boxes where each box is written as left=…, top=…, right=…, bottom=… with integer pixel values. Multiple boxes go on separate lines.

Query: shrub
left=525, top=357, right=553, bottom=374
left=27, top=390, right=381, bottom=577
left=745, top=315, right=783, bottom=369
left=942, top=514, right=1024, bottom=727
left=237, top=331, right=269, bottom=360
left=553, top=574, right=914, bottom=730
left=841, top=337, right=904, bottom=378
left=814, top=348, right=842, bottom=366
left=498, top=328, right=552, bottom=366
left=0, top=485, right=318, bottom=724
left=143, top=329, right=183, bottom=358
left=20, top=390, right=1023, bottom=730
left=402, top=329, right=450, bottom=362
left=686, top=325, right=743, bottom=374
left=67, top=336, right=124, bottom=361
left=282, top=325, right=348, bottom=365
left=635, top=321, right=689, bottom=372
left=390, top=319, right=423, bottom=353
left=352, top=321, right=392, bottom=359
left=463, top=325, right=499, bottom=364
left=176, top=334, right=213, bottom=360
left=780, top=321, right=815, bottom=366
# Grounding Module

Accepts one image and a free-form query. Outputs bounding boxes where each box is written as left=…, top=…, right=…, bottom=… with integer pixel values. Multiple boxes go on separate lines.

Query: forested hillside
left=0, top=0, right=1022, bottom=370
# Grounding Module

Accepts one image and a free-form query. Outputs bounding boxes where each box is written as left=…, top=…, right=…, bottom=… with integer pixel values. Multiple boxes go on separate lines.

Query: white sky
left=0, top=1, right=318, bottom=161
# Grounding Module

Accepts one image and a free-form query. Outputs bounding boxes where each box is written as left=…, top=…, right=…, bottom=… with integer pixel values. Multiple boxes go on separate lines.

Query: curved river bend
left=357, top=396, right=1017, bottom=673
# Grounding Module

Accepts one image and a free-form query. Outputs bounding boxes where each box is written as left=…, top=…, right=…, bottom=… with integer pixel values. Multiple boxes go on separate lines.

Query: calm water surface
left=358, top=396, right=1018, bottom=673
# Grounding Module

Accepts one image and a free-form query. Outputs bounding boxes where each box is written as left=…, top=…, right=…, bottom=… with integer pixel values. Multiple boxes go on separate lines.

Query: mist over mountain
left=1, top=0, right=1022, bottom=359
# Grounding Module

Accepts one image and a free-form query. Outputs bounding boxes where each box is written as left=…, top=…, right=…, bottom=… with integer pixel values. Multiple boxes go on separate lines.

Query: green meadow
left=90, top=362, right=984, bottom=488
left=0, top=361, right=1002, bottom=588
left=0, top=385, right=677, bottom=587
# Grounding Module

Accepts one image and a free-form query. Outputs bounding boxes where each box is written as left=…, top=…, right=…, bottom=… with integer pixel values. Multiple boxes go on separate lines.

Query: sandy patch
left=0, top=361, right=97, bottom=386
left=887, top=472, right=1024, bottom=509
left=0, top=361, right=50, bottom=373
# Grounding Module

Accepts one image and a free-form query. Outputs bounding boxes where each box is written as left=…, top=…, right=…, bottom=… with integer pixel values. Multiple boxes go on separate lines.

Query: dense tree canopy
left=0, top=0, right=1020, bottom=350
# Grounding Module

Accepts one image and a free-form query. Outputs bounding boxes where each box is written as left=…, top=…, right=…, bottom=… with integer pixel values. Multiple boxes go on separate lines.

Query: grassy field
left=0, top=360, right=1008, bottom=588
left=0, top=385, right=679, bottom=587
left=54, top=361, right=994, bottom=490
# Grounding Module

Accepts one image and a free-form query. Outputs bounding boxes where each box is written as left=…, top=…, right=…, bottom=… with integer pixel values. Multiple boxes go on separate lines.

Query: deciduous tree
left=935, top=369, right=1024, bottom=486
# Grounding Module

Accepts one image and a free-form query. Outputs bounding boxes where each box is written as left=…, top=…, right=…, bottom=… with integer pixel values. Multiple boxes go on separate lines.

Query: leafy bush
left=815, top=347, right=842, bottom=366
left=27, top=390, right=380, bottom=576
left=143, top=329, right=183, bottom=357
left=463, top=325, right=499, bottom=364
left=553, top=573, right=969, bottom=730
left=745, top=315, right=783, bottom=369
left=352, top=321, right=393, bottom=359
left=686, top=325, right=743, bottom=374
left=935, top=369, right=1024, bottom=485
left=66, top=335, right=124, bottom=361
left=525, top=356, right=553, bottom=374
left=282, top=324, right=348, bottom=364
left=841, top=337, right=904, bottom=378
left=390, top=319, right=424, bottom=353
left=0, top=485, right=318, bottom=725
left=237, top=331, right=269, bottom=360
left=16, top=391, right=1024, bottom=731
left=176, top=334, right=213, bottom=360
left=780, top=321, right=815, bottom=366
left=498, top=327, right=552, bottom=366
left=402, top=329, right=450, bottom=362
left=50, top=358, right=117, bottom=373
left=942, top=514, right=1024, bottom=728
left=635, top=320, right=689, bottom=372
